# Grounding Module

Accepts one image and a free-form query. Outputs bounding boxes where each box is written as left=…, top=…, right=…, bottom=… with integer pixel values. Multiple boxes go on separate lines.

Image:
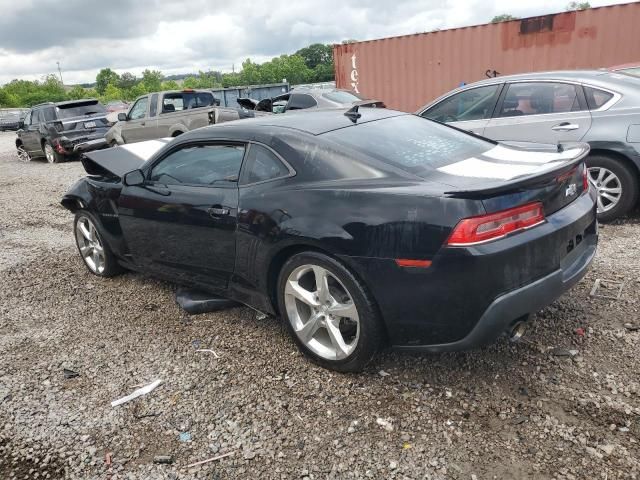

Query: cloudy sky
left=0, top=0, right=635, bottom=85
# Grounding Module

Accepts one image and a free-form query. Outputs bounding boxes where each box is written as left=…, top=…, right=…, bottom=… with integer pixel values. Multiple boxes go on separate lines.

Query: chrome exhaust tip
left=509, top=320, right=528, bottom=343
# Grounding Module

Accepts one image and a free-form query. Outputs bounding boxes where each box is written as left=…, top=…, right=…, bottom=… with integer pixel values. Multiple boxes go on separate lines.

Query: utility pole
left=56, top=61, right=64, bottom=84
left=232, top=63, right=235, bottom=73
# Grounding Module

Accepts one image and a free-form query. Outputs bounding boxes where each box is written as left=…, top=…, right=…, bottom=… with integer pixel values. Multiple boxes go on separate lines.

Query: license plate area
left=84, top=121, right=96, bottom=129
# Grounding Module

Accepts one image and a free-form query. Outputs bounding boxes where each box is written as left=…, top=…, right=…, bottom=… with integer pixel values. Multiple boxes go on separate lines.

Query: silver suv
left=418, top=70, right=640, bottom=221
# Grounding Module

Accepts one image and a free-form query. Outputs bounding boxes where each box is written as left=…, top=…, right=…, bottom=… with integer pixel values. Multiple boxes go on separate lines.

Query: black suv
left=16, top=99, right=110, bottom=163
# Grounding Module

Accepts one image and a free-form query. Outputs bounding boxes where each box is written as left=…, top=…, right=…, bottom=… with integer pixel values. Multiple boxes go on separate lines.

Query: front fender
left=105, top=124, right=124, bottom=145
left=61, top=178, right=93, bottom=212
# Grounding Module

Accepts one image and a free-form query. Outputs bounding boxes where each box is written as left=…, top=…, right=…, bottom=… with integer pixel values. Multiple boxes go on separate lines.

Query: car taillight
left=446, top=202, right=545, bottom=246
left=582, top=162, right=589, bottom=191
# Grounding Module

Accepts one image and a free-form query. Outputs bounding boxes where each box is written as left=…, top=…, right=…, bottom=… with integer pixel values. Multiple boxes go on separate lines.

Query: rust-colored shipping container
left=334, top=3, right=640, bottom=112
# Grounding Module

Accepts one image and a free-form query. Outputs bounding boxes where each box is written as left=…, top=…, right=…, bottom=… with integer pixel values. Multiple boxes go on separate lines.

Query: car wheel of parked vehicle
left=16, top=144, right=31, bottom=162
left=587, top=154, right=639, bottom=222
left=43, top=142, right=63, bottom=164
left=277, top=252, right=384, bottom=372
left=74, top=212, right=123, bottom=277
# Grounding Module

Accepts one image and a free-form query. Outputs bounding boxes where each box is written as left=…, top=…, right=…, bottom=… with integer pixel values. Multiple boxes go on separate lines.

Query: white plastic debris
left=376, top=417, right=394, bottom=431
left=111, top=379, right=163, bottom=407
left=195, top=349, right=219, bottom=358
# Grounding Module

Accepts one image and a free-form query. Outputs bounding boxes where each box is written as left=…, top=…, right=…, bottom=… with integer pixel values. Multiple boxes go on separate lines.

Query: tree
left=161, top=80, right=180, bottom=90
left=95, top=68, right=120, bottom=95
left=67, top=85, right=88, bottom=100
left=566, top=1, right=590, bottom=10
left=118, top=72, right=137, bottom=90
left=141, top=69, right=163, bottom=92
left=295, top=43, right=333, bottom=70
left=491, top=14, right=519, bottom=23
left=101, top=83, right=124, bottom=102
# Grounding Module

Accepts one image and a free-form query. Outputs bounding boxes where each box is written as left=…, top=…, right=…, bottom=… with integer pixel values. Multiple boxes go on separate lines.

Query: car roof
left=419, top=69, right=640, bottom=111
left=187, top=107, right=406, bottom=137
left=457, top=69, right=640, bottom=88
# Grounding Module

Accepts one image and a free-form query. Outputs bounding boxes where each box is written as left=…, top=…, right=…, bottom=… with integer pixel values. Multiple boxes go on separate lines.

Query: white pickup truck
left=104, top=89, right=263, bottom=145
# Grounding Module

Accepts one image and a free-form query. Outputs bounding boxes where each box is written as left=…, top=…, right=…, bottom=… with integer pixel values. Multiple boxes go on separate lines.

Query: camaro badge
left=565, top=183, right=577, bottom=197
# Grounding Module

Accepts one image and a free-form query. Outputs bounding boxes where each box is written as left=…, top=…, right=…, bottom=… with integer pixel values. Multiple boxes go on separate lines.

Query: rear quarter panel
left=231, top=178, right=485, bottom=312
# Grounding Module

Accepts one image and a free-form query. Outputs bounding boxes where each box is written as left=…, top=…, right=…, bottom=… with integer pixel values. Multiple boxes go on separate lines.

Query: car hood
left=81, top=138, right=172, bottom=177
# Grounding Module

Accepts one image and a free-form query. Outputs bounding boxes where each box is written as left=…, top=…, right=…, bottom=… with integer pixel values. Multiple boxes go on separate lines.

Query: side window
left=196, top=92, right=214, bottom=107
left=129, top=97, right=148, bottom=120
left=241, top=144, right=290, bottom=184
left=41, top=107, right=56, bottom=122
left=150, top=144, right=245, bottom=186
left=149, top=94, right=159, bottom=117
left=584, top=86, right=614, bottom=110
left=422, top=85, right=501, bottom=122
left=287, top=94, right=317, bottom=110
left=162, top=93, right=184, bottom=113
left=31, top=109, right=42, bottom=125
left=498, top=82, right=581, bottom=117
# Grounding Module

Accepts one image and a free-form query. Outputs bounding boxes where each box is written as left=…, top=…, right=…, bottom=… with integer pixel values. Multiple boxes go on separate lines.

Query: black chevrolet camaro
left=62, top=107, right=598, bottom=371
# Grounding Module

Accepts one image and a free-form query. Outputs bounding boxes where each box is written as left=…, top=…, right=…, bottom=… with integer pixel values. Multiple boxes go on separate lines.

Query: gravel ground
left=0, top=130, right=639, bottom=480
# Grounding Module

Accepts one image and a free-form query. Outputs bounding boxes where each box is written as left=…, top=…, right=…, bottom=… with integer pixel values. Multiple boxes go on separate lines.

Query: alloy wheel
left=16, top=146, right=30, bottom=163
left=588, top=167, right=622, bottom=214
left=284, top=264, right=360, bottom=360
left=44, top=143, right=56, bottom=163
left=75, top=217, right=106, bottom=274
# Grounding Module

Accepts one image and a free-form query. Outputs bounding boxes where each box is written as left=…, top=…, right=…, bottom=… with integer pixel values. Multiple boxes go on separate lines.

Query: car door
left=117, top=141, right=246, bottom=291
left=120, top=96, right=149, bottom=143
left=420, top=84, right=503, bottom=136
left=20, top=110, right=40, bottom=154
left=482, top=81, right=592, bottom=144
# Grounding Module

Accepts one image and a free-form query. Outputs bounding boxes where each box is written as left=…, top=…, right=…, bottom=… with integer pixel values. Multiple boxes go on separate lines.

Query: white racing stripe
left=483, top=144, right=581, bottom=163
left=438, top=157, right=559, bottom=180
left=120, top=138, right=171, bottom=161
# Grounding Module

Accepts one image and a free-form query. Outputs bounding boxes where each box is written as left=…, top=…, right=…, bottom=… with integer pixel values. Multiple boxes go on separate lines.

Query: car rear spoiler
left=442, top=142, right=590, bottom=198
left=81, top=138, right=171, bottom=178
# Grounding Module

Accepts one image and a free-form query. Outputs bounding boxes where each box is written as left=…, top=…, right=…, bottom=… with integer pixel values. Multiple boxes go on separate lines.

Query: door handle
left=552, top=122, right=580, bottom=131
left=207, top=206, right=230, bottom=217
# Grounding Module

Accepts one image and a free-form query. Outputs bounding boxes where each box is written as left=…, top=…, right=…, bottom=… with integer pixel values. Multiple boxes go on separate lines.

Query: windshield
left=56, top=101, right=106, bottom=119
left=322, top=90, right=362, bottom=104
left=323, top=115, right=495, bottom=177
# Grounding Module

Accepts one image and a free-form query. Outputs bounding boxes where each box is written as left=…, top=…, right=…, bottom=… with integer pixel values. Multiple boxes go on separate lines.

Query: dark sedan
left=61, top=108, right=597, bottom=371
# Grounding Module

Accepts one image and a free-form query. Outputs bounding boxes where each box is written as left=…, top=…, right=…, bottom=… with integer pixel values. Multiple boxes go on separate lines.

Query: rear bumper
left=341, top=189, right=598, bottom=350
left=393, top=230, right=596, bottom=353
left=73, top=137, right=109, bottom=153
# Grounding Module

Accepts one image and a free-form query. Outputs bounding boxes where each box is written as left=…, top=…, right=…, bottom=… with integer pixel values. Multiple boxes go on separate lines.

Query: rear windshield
left=323, top=90, right=362, bottom=104
left=323, top=115, right=495, bottom=177
left=56, top=101, right=106, bottom=119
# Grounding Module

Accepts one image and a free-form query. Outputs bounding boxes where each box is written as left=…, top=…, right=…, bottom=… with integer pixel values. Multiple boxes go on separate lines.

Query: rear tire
left=74, top=211, right=123, bottom=277
left=277, top=251, right=384, bottom=372
left=587, top=154, right=639, bottom=222
left=43, top=141, right=64, bottom=164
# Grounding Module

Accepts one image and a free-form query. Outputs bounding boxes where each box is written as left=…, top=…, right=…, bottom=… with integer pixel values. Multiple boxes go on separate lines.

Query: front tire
left=277, top=251, right=384, bottom=372
left=43, top=141, right=64, bottom=164
left=16, top=144, right=31, bottom=162
left=74, top=211, right=123, bottom=277
left=587, top=154, right=639, bottom=222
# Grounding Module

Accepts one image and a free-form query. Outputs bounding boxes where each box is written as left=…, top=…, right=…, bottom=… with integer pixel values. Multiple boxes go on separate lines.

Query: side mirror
left=123, top=169, right=145, bottom=186
left=117, top=112, right=127, bottom=122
